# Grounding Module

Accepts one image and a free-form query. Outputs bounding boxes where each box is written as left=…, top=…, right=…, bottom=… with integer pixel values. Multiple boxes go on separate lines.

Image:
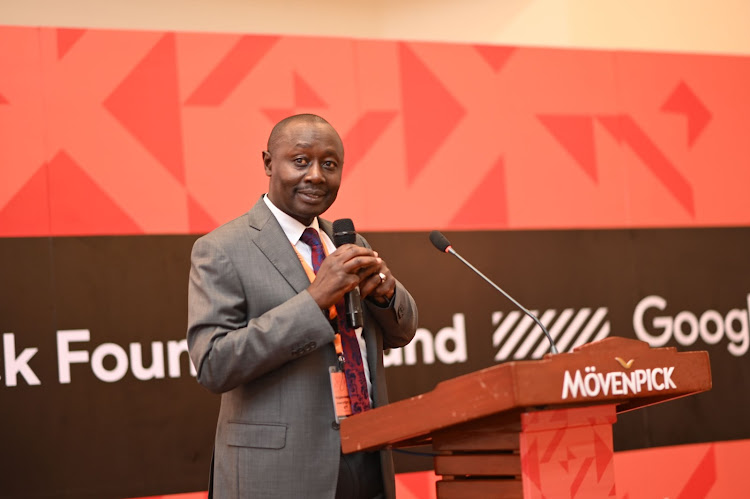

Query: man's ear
left=262, top=151, right=272, bottom=177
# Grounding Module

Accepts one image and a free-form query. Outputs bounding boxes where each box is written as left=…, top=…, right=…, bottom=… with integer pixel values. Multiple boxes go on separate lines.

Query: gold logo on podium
left=615, top=357, right=635, bottom=369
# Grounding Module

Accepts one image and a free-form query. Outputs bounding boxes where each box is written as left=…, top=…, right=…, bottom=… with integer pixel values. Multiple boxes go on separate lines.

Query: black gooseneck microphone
left=429, top=230, right=559, bottom=355
left=333, top=218, right=364, bottom=329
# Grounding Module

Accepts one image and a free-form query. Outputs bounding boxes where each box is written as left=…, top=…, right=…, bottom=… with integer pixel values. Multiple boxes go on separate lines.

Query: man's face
left=263, top=120, right=344, bottom=226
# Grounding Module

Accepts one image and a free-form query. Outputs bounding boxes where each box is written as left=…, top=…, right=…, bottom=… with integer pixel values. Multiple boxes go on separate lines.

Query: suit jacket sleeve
left=187, top=232, right=337, bottom=394
left=358, top=234, right=419, bottom=350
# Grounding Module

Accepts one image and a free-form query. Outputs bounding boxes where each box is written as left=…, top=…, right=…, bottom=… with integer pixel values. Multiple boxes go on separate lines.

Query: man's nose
left=306, top=161, right=324, bottom=182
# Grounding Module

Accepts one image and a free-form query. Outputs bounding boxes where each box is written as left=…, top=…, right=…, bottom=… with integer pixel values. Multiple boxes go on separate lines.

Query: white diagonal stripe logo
left=493, top=307, right=610, bottom=361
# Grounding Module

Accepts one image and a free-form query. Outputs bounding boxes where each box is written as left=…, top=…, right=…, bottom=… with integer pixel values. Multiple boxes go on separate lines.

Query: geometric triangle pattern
left=2, top=25, right=750, bottom=236
left=398, top=42, right=466, bottom=186
left=474, top=44, right=516, bottom=73
left=103, top=33, right=186, bottom=186
left=185, top=35, right=280, bottom=106
left=340, top=110, right=398, bottom=179
left=187, top=193, right=218, bottom=234
left=370, top=439, right=750, bottom=499
left=538, top=115, right=598, bottom=183
left=260, top=71, right=330, bottom=126
left=56, top=28, right=87, bottom=60
left=661, top=81, right=712, bottom=148
left=0, top=162, right=51, bottom=236
left=448, top=155, right=508, bottom=228
left=597, top=114, right=695, bottom=217
left=675, top=446, right=716, bottom=499
left=520, top=405, right=617, bottom=499
left=47, top=150, right=142, bottom=235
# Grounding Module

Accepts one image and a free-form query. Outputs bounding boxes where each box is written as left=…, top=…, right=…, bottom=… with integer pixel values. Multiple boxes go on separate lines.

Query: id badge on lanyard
left=292, top=240, right=353, bottom=422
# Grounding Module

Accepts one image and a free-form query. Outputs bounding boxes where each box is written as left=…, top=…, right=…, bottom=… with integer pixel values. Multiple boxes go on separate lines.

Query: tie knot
left=300, top=227, right=323, bottom=249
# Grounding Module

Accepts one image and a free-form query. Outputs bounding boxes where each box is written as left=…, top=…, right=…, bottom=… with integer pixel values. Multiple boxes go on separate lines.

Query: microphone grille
left=429, top=231, right=452, bottom=252
left=332, top=218, right=357, bottom=246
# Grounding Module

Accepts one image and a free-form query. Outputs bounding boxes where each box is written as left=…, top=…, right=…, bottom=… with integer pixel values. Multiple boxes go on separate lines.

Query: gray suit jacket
left=187, top=198, right=418, bottom=498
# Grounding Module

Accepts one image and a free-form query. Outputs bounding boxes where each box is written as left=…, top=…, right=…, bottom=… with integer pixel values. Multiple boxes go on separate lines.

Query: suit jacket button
left=332, top=421, right=340, bottom=430
left=397, top=305, right=404, bottom=319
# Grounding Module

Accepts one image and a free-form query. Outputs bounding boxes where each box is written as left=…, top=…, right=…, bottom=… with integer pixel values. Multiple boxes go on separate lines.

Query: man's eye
left=323, top=161, right=337, bottom=169
left=294, top=158, right=307, bottom=166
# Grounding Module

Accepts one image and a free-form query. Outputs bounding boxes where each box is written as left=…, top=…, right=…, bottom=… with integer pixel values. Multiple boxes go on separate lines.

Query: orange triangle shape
left=0, top=163, right=50, bottom=236
left=57, top=28, right=87, bottom=59
left=47, top=150, right=142, bottom=235
left=293, top=72, right=328, bottom=108
left=187, top=194, right=218, bottom=234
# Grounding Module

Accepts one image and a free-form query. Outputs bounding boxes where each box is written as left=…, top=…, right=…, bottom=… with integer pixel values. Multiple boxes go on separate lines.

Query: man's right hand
left=306, top=244, right=382, bottom=310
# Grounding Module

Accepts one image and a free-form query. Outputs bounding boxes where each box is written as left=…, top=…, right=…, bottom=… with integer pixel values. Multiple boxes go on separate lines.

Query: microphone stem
left=448, top=248, right=559, bottom=355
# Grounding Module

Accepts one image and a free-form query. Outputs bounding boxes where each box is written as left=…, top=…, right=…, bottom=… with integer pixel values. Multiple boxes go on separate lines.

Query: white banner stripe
left=492, top=310, right=522, bottom=347
left=555, top=308, right=592, bottom=353
left=531, top=308, right=575, bottom=359
left=496, top=314, right=536, bottom=361
left=515, top=309, right=556, bottom=359
left=571, top=307, right=608, bottom=350
left=591, top=320, right=611, bottom=343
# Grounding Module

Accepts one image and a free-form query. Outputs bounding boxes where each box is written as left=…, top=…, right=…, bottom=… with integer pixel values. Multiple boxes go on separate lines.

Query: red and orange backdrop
left=1, top=22, right=750, bottom=499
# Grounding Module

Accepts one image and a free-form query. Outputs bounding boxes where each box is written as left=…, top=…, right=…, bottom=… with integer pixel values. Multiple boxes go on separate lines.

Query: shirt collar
left=263, top=194, right=321, bottom=245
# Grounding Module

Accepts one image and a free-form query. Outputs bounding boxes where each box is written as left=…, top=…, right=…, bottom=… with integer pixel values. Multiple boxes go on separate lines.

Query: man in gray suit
left=187, top=114, right=418, bottom=498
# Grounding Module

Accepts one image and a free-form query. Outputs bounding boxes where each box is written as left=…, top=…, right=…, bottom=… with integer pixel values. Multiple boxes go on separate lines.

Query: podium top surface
left=340, top=337, right=711, bottom=454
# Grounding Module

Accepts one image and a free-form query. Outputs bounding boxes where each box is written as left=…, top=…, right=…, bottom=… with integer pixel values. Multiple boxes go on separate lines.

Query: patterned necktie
left=299, top=227, right=371, bottom=414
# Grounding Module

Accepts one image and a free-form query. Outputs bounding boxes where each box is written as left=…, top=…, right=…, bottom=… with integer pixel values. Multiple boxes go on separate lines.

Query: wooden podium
left=340, top=337, right=711, bottom=498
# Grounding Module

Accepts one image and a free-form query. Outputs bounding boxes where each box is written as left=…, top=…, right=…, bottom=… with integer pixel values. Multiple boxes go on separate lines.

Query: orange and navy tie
left=300, top=227, right=371, bottom=414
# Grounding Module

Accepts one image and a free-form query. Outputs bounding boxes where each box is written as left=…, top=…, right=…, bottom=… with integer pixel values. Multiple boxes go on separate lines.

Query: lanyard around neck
left=291, top=239, right=344, bottom=358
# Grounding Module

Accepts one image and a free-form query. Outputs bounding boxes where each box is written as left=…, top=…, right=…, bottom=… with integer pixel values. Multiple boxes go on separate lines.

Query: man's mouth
left=297, top=190, right=326, bottom=202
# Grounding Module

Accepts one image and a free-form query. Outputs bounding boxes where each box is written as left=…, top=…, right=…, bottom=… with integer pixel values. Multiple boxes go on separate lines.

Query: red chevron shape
left=47, top=150, right=142, bottom=235
left=538, top=115, right=598, bottom=182
left=399, top=43, right=466, bottom=185
left=570, top=457, right=594, bottom=499
left=56, top=28, right=86, bottom=60
left=676, top=445, right=716, bottom=499
left=104, top=33, right=185, bottom=185
left=260, top=72, right=330, bottom=125
left=521, top=439, right=542, bottom=491
left=341, top=110, right=397, bottom=178
left=541, top=428, right=566, bottom=464
left=187, top=193, right=218, bottom=234
left=449, top=156, right=508, bottom=229
left=185, top=35, right=279, bottom=106
left=597, top=114, right=695, bottom=217
left=662, top=81, right=711, bottom=147
left=593, top=430, right=613, bottom=481
left=293, top=72, right=327, bottom=108
left=0, top=163, right=50, bottom=236
left=473, top=45, right=516, bottom=72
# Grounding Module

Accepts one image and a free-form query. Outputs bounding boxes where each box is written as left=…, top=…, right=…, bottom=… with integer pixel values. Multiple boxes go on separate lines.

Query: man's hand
left=306, top=245, right=382, bottom=310
left=359, top=251, right=395, bottom=306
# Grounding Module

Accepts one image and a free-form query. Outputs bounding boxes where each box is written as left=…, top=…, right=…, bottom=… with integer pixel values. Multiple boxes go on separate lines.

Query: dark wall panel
left=1, top=228, right=748, bottom=497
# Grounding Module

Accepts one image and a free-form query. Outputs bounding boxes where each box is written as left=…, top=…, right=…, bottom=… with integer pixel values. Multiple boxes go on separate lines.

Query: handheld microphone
left=429, top=231, right=559, bottom=355
left=333, top=218, right=364, bottom=329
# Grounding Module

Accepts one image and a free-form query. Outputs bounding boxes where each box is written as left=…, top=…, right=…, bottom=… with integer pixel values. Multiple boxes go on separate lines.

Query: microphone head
left=429, top=231, right=452, bottom=253
left=333, top=218, right=357, bottom=246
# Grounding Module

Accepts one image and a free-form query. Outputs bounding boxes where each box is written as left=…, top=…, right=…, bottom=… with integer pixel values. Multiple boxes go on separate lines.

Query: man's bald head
left=266, top=114, right=343, bottom=157
left=262, top=114, right=345, bottom=225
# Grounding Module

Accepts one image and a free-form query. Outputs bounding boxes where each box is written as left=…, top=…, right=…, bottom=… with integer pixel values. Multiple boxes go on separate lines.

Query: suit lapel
left=254, top=208, right=385, bottom=403
left=318, top=219, right=334, bottom=242
left=247, top=198, right=311, bottom=295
